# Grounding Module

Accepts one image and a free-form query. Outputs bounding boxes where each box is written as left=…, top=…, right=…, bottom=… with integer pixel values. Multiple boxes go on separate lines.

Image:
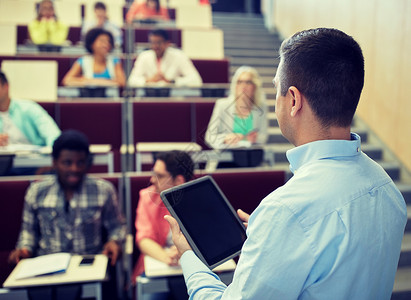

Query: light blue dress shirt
left=0, top=99, right=61, bottom=146
left=180, top=133, right=407, bottom=300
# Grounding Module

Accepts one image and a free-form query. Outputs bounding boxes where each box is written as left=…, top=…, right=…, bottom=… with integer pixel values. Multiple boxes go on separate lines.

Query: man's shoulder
left=27, top=176, right=58, bottom=194
left=166, top=47, right=187, bottom=58
left=84, top=176, right=117, bottom=192
left=138, top=49, right=155, bottom=59
left=11, top=98, right=38, bottom=108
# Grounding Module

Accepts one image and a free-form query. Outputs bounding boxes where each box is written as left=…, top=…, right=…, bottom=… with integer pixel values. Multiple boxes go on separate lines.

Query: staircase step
left=378, top=161, right=401, bottom=182
left=398, top=233, right=411, bottom=267
left=406, top=206, right=411, bottom=233
left=230, top=66, right=274, bottom=76
left=225, top=49, right=279, bottom=58
left=230, top=57, right=280, bottom=67
left=392, top=267, right=411, bottom=299
left=396, top=183, right=411, bottom=205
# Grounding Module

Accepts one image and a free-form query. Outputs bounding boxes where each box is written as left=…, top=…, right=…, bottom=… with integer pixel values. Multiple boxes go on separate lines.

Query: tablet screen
left=160, top=176, right=246, bottom=269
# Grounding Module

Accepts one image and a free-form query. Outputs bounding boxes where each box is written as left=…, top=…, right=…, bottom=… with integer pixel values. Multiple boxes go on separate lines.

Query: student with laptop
left=165, top=28, right=407, bottom=299
left=134, top=150, right=194, bottom=300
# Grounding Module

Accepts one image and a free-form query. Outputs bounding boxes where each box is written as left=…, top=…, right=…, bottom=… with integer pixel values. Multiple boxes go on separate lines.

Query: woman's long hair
left=229, top=65, right=266, bottom=107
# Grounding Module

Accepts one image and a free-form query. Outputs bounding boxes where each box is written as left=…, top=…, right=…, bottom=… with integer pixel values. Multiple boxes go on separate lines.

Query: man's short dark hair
left=84, top=28, right=114, bottom=54
left=155, top=150, right=194, bottom=182
left=149, top=29, right=169, bottom=41
left=94, top=1, right=106, bottom=10
left=0, top=71, right=8, bottom=85
left=52, top=130, right=91, bottom=160
left=279, top=28, right=365, bottom=128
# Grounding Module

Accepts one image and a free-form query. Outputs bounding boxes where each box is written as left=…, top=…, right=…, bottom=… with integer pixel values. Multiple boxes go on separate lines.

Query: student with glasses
left=205, top=65, right=268, bottom=149
left=134, top=150, right=194, bottom=300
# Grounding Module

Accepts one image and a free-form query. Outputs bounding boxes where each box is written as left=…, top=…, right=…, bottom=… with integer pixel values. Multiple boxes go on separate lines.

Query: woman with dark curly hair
left=62, top=28, right=125, bottom=87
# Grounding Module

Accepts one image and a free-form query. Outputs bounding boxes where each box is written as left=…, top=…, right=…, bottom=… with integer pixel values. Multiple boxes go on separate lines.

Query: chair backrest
left=192, top=59, right=229, bottom=83
left=59, top=100, right=123, bottom=150
left=0, top=0, right=36, bottom=25
left=0, top=177, right=32, bottom=285
left=54, top=1, right=83, bottom=26
left=0, top=24, right=17, bottom=56
left=182, top=28, right=224, bottom=60
left=133, top=101, right=192, bottom=143
left=194, top=100, right=216, bottom=149
left=1, top=60, right=58, bottom=101
left=175, top=5, right=212, bottom=29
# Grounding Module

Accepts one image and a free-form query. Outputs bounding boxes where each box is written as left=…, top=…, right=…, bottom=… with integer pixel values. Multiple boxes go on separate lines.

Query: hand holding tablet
left=161, top=176, right=247, bottom=269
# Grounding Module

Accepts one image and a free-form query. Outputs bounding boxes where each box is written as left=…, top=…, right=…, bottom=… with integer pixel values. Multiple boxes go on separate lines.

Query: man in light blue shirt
left=165, top=28, right=407, bottom=299
left=0, top=71, right=61, bottom=147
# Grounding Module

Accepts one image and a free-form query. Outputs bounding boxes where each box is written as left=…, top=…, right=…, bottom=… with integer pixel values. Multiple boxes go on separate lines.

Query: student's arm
left=102, top=182, right=126, bottom=265
left=127, top=54, right=149, bottom=86
left=113, top=60, right=126, bottom=87
left=205, top=99, right=233, bottom=148
left=62, top=61, right=87, bottom=86
left=14, top=184, right=41, bottom=261
left=28, top=20, right=49, bottom=44
left=174, top=54, right=203, bottom=87
left=8, top=248, right=32, bottom=265
left=139, top=238, right=179, bottom=266
left=48, top=20, right=68, bottom=45
left=29, top=101, right=61, bottom=146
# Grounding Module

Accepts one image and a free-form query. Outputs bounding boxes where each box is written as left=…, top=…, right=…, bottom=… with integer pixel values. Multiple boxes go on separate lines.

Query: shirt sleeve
left=103, top=182, right=126, bottom=244
left=48, top=20, right=68, bottom=45
left=255, top=101, right=268, bottom=145
left=180, top=200, right=316, bottom=299
left=28, top=20, right=48, bottom=44
left=28, top=101, right=61, bottom=147
left=135, top=190, right=157, bottom=243
left=16, top=184, right=40, bottom=253
left=205, top=99, right=232, bottom=148
left=127, top=54, right=149, bottom=86
left=126, top=2, right=141, bottom=23
left=174, top=53, right=203, bottom=87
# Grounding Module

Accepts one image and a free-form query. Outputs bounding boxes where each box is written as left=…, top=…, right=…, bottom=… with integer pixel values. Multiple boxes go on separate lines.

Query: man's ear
left=173, top=175, right=185, bottom=186
left=288, top=86, right=303, bottom=117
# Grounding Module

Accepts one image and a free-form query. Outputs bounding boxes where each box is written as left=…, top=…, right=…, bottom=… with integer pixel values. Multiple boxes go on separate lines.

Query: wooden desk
left=2, top=145, right=114, bottom=173
left=130, top=83, right=229, bottom=98
left=135, top=142, right=202, bottom=172
left=2, top=254, right=108, bottom=300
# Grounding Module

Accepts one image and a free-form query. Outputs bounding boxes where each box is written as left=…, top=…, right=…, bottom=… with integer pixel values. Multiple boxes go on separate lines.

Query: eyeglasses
left=237, top=80, right=254, bottom=86
left=152, top=171, right=171, bottom=180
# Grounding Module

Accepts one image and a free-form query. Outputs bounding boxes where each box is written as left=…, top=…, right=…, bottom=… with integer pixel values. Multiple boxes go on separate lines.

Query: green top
left=233, top=113, right=253, bottom=136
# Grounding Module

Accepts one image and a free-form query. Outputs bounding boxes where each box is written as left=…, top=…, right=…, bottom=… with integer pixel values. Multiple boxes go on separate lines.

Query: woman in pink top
left=126, top=0, right=169, bottom=24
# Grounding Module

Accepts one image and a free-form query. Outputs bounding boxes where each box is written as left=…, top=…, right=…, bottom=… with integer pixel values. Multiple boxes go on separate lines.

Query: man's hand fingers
left=164, top=215, right=180, bottom=235
left=237, top=209, right=250, bottom=228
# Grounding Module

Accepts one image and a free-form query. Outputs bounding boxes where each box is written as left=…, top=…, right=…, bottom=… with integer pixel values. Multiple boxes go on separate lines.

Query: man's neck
left=0, top=97, right=11, bottom=112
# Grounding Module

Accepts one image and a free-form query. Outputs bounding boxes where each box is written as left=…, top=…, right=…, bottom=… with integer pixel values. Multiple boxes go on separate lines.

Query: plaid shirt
left=16, top=176, right=126, bottom=256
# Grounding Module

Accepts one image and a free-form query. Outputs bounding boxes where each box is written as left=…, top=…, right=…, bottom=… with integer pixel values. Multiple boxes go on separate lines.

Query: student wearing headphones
left=8, top=130, right=126, bottom=266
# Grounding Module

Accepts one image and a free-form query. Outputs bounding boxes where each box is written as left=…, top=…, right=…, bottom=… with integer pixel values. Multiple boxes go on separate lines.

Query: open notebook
left=14, top=253, right=71, bottom=280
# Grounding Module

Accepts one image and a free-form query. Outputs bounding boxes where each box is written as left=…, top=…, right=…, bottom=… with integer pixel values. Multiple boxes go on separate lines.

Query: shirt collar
left=286, top=132, right=362, bottom=174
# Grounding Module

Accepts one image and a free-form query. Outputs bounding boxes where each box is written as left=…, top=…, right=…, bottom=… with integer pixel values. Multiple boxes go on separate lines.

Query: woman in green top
left=28, top=0, right=68, bottom=46
left=205, top=66, right=267, bottom=149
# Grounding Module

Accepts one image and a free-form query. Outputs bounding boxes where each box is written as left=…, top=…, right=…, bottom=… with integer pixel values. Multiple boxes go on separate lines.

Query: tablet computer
left=160, top=175, right=247, bottom=270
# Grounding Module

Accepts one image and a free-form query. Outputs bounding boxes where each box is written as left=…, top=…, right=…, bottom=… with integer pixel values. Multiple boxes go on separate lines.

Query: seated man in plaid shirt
left=8, top=130, right=126, bottom=266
